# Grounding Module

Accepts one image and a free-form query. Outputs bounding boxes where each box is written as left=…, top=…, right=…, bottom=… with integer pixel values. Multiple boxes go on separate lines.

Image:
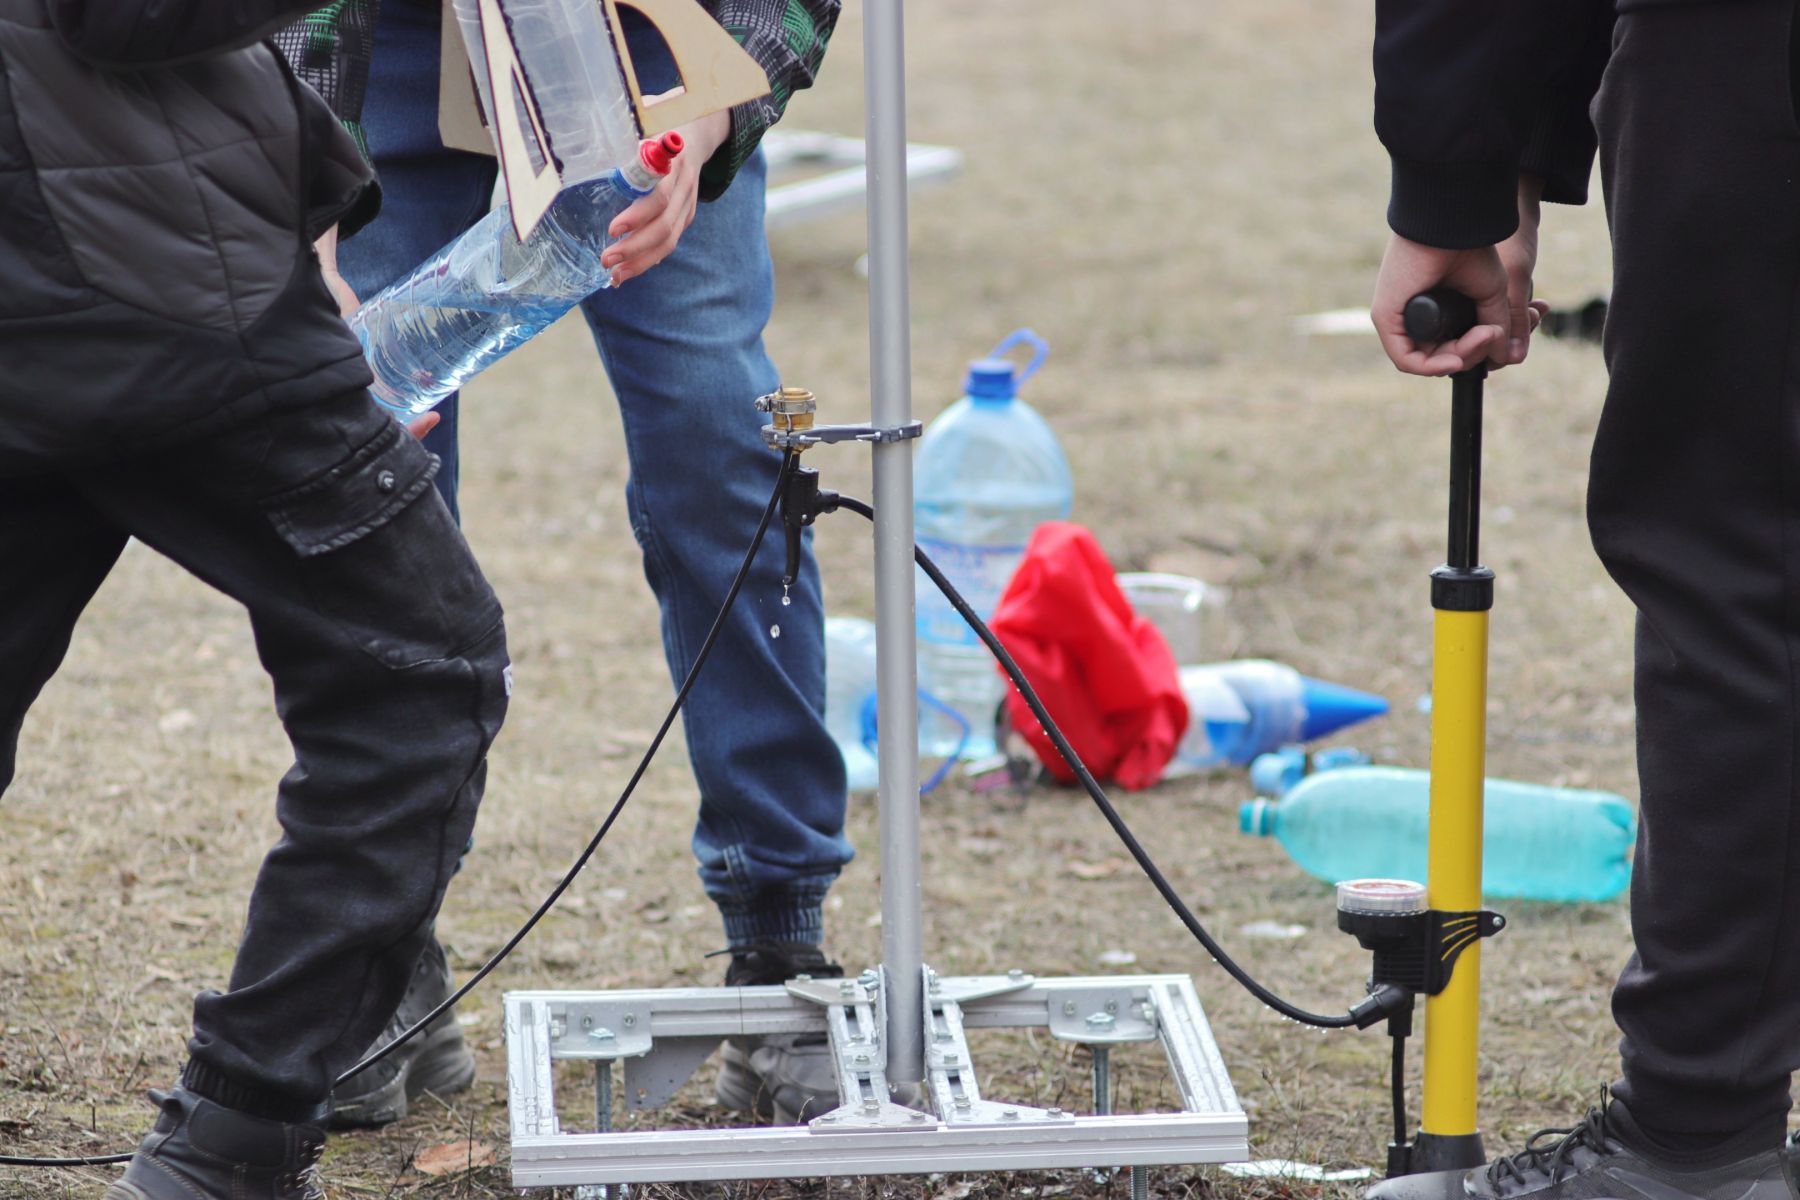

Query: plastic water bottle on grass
left=825, top=617, right=974, bottom=792
left=1167, top=660, right=1387, bottom=775
left=1239, top=765, right=1636, bottom=902
left=350, top=133, right=683, bottom=416
left=914, top=330, right=1072, bottom=759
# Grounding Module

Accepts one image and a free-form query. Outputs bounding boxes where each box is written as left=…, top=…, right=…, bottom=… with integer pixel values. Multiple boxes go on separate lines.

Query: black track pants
left=1594, top=0, right=1800, bottom=1147
left=0, top=392, right=508, bottom=1117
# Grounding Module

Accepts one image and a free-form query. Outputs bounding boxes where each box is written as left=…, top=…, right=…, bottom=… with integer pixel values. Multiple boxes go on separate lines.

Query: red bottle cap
left=638, top=131, right=685, bottom=176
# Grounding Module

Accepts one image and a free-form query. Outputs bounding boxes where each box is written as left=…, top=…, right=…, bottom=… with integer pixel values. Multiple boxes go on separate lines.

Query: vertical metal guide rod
left=864, top=0, right=925, bottom=1087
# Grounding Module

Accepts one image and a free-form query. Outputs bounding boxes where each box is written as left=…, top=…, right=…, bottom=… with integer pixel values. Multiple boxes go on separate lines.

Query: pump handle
left=1403, top=289, right=1478, bottom=344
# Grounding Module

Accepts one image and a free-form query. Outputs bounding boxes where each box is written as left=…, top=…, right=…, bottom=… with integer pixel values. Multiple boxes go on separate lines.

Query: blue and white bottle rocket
left=1167, top=660, right=1388, bottom=774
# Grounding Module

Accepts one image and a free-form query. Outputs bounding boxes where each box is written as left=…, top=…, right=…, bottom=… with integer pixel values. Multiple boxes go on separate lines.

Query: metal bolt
left=942, top=1051, right=959, bottom=1065
left=862, top=1099, right=881, bottom=1116
left=911, top=1111, right=930, bottom=1123
left=858, top=969, right=880, bottom=989
left=581, top=1016, right=594, bottom=1029
left=622, top=1013, right=636, bottom=1027
left=816, top=1114, right=835, bottom=1124
left=1105, top=1000, right=1119, bottom=1015
left=1086, top=1012, right=1116, bottom=1030
left=854, top=1053, right=870, bottom=1065
left=954, top=1095, right=971, bottom=1108
left=1002, top=1110, right=1019, bottom=1120
left=1007, top=968, right=1024, bottom=980
left=1063, top=1001, right=1078, bottom=1016
left=838, top=980, right=857, bottom=996
left=795, top=973, right=813, bottom=982
left=1047, top=1107, right=1064, bottom=1117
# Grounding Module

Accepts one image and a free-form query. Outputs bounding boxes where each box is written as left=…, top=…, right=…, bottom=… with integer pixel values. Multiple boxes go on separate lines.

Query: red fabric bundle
left=987, top=522, right=1188, bottom=789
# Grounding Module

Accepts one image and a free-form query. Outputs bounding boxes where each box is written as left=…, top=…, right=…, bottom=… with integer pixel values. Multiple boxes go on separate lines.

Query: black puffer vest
left=0, top=0, right=374, bottom=474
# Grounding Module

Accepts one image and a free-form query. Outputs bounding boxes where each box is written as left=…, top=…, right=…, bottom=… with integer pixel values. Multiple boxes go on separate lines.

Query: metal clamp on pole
left=756, top=387, right=924, bottom=452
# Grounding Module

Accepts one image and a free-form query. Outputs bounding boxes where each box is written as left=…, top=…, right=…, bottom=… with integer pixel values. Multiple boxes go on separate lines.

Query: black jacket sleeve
left=51, top=0, right=331, bottom=68
left=1374, top=0, right=1612, bottom=249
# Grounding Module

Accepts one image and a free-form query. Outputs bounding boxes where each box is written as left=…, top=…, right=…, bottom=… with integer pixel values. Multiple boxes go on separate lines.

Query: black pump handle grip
left=1403, top=288, right=1478, bottom=344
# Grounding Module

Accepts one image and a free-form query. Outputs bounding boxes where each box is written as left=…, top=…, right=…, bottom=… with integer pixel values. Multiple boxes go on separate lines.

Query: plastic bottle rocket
left=1166, top=660, right=1388, bottom=775
left=350, top=133, right=683, bottom=416
left=1239, top=765, right=1636, bottom=903
left=913, top=330, right=1072, bottom=759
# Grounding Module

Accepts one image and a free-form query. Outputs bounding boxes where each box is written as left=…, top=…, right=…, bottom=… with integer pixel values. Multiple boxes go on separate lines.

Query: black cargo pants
left=1592, top=0, right=1800, bottom=1148
left=0, top=391, right=508, bottom=1118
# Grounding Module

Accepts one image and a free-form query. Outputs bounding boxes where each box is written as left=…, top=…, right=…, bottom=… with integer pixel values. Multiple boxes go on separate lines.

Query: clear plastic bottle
left=825, top=616, right=974, bottom=791
left=1239, top=765, right=1636, bottom=903
left=914, top=330, right=1071, bottom=759
left=825, top=617, right=881, bottom=792
left=349, top=133, right=683, bottom=416
left=1166, top=660, right=1388, bottom=774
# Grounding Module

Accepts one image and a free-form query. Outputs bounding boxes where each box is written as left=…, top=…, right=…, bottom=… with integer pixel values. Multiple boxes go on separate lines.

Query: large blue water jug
left=913, top=331, right=1072, bottom=759
left=1238, top=765, right=1636, bottom=903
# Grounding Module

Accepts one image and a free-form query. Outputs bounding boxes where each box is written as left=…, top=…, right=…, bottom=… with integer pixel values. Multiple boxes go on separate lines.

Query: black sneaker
left=104, top=1087, right=327, bottom=1200
left=329, top=935, right=476, bottom=1129
left=1370, top=1101, right=1798, bottom=1200
left=713, top=941, right=845, bottom=1124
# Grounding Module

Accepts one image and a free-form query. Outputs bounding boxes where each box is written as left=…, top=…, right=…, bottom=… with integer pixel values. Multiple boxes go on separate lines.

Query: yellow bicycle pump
left=1349, top=288, right=1506, bottom=1196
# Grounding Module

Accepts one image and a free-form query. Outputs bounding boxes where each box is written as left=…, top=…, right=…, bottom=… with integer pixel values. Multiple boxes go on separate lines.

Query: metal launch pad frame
left=502, top=0, right=1249, bottom=1187
left=505, top=971, right=1245, bottom=1186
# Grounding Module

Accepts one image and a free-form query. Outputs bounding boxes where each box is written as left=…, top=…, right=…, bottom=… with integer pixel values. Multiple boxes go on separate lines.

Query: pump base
left=1367, top=1132, right=1487, bottom=1198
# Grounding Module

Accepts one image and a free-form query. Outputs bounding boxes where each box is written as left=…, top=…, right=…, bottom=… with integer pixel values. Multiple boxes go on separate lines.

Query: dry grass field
left=0, top=0, right=1647, bottom=1196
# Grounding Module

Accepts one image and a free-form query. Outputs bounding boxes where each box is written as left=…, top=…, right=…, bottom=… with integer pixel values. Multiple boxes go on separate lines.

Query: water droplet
left=770, top=624, right=782, bottom=638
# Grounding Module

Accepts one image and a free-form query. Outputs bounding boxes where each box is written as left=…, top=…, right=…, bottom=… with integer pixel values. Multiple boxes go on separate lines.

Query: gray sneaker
left=713, top=941, right=843, bottom=1124
left=1370, top=1102, right=1798, bottom=1200
left=329, top=935, right=475, bottom=1129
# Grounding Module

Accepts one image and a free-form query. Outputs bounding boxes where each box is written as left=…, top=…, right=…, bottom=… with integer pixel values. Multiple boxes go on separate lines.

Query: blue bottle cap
left=964, top=358, right=1019, bottom=401
left=1297, top=676, right=1389, bottom=742
left=963, top=329, right=1049, bottom=402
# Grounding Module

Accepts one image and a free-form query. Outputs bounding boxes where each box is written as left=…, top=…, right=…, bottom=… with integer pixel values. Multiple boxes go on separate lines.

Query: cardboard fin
left=476, top=0, right=561, bottom=239
left=603, top=0, right=771, bottom=137
left=438, top=1, right=492, bottom=156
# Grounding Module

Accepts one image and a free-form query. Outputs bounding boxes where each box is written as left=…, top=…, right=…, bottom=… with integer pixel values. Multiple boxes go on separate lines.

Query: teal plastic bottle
left=1238, top=765, right=1636, bottom=902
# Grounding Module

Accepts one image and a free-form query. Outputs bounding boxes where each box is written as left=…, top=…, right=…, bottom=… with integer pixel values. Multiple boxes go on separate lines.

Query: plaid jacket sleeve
left=271, top=0, right=380, bottom=160
left=701, top=0, right=840, bottom=199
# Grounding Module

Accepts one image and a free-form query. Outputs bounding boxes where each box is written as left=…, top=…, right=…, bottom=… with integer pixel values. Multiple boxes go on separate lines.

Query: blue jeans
left=341, top=0, right=850, bottom=947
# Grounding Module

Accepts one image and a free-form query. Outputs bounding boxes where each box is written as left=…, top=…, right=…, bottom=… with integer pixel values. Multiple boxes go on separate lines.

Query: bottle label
left=915, top=537, right=1026, bottom=646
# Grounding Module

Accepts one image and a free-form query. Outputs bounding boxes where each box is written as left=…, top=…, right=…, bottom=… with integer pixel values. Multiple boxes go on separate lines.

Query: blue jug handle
left=985, top=329, right=1049, bottom=388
